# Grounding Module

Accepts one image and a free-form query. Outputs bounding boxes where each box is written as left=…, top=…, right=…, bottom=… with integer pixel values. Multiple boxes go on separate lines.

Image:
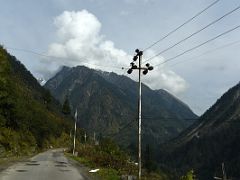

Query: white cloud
left=45, top=10, right=131, bottom=71
left=143, top=69, right=188, bottom=95
left=38, top=10, right=187, bottom=95
left=140, top=50, right=187, bottom=95
left=54, top=10, right=102, bottom=44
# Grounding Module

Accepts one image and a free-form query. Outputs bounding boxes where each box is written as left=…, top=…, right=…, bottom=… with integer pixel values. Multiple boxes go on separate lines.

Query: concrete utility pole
left=84, top=132, right=87, bottom=143
left=214, top=163, right=230, bottom=180
left=127, top=49, right=153, bottom=180
left=73, top=109, right=77, bottom=155
left=93, top=132, right=96, bottom=142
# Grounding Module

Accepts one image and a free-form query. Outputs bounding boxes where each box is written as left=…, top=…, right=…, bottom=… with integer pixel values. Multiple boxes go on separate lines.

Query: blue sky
left=0, top=0, right=240, bottom=115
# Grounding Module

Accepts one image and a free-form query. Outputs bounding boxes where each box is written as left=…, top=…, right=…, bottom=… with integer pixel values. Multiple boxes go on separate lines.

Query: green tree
left=144, top=143, right=157, bottom=173
left=62, top=96, right=71, bottom=115
left=180, top=170, right=196, bottom=180
left=0, top=46, right=73, bottom=155
left=43, top=90, right=52, bottom=109
left=0, top=114, right=6, bottom=127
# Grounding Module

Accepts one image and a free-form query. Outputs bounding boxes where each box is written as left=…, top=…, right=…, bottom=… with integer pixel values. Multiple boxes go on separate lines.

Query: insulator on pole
left=127, top=69, right=133, bottom=74
left=148, top=66, right=153, bottom=71
left=132, top=65, right=138, bottom=69
left=143, top=69, right=148, bottom=75
left=133, top=55, right=138, bottom=61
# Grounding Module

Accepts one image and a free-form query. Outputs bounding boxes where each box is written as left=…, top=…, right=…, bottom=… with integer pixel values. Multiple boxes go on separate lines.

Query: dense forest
left=0, top=46, right=73, bottom=156
left=158, top=83, right=240, bottom=179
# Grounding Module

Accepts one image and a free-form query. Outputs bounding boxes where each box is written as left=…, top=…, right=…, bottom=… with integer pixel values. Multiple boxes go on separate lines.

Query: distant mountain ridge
left=159, top=82, right=240, bottom=179
left=45, top=65, right=197, bottom=149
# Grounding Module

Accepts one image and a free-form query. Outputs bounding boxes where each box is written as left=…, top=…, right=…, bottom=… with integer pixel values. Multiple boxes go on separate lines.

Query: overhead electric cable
left=153, top=24, right=240, bottom=67
left=143, top=0, right=220, bottom=51
left=5, top=46, right=124, bottom=70
left=105, top=118, right=137, bottom=138
left=168, top=40, right=240, bottom=67
left=117, top=71, right=128, bottom=87
left=144, top=5, right=240, bottom=63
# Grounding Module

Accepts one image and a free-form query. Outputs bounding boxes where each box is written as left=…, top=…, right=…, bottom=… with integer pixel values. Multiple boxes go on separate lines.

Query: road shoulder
left=0, top=155, right=33, bottom=172
left=65, top=153, right=100, bottom=180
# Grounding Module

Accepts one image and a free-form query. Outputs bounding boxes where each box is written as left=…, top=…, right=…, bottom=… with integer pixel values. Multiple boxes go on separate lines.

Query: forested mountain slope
left=159, top=82, right=240, bottom=179
left=0, top=46, right=72, bottom=156
left=45, top=66, right=197, bottom=149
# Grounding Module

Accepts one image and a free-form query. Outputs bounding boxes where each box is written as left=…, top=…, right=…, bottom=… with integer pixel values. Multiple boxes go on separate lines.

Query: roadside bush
left=0, top=128, right=36, bottom=156
left=75, top=138, right=132, bottom=171
left=55, top=132, right=72, bottom=148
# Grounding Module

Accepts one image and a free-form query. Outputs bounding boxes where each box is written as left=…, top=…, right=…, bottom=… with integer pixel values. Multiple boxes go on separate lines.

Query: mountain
left=44, top=65, right=197, bottom=150
left=0, top=46, right=72, bottom=156
left=159, top=82, right=240, bottom=179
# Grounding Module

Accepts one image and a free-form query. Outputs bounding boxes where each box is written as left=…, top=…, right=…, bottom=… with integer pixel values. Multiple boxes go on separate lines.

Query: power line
left=5, top=46, right=139, bottom=95
left=104, top=115, right=240, bottom=139
left=142, top=117, right=198, bottom=121
left=143, top=0, right=220, bottom=51
left=142, top=116, right=240, bottom=125
left=106, top=117, right=196, bottom=138
left=104, top=118, right=240, bottom=139
left=105, top=69, right=130, bottom=93
left=5, top=46, right=124, bottom=70
left=105, top=118, right=137, bottom=138
left=5, top=47, right=49, bottom=57
left=154, top=24, right=240, bottom=67
left=116, top=70, right=129, bottom=87
left=119, top=40, right=240, bottom=103
left=168, top=39, right=240, bottom=67
left=144, top=5, right=240, bottom=63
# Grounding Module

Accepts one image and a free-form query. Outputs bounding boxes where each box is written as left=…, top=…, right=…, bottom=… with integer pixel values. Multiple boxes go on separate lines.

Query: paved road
left=0, top=149, right=86, bottom=180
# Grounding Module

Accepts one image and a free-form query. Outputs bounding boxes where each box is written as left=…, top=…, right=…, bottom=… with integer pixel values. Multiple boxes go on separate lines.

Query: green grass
left=96, top=168, right=120, bottom=180
left=69, top=154, right=94, bottom=168
left=0, top=153, right=36, bottom=172
left=67, top=152, right=174, bottom=180
left=66, top=153, right=120, bottom=180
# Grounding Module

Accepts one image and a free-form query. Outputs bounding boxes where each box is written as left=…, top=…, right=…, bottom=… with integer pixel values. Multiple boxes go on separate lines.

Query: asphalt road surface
left=0, top=149, right=86, bottom=180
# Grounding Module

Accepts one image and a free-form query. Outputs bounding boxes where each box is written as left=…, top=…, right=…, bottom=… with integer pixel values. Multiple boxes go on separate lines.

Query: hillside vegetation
left=45, top=66, right=197, bottom=152
left=0, top=46, right=72, bottom=157
left=68, top=138, right=172, bottom=180
left=158, top=82, right=240, bottom=179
